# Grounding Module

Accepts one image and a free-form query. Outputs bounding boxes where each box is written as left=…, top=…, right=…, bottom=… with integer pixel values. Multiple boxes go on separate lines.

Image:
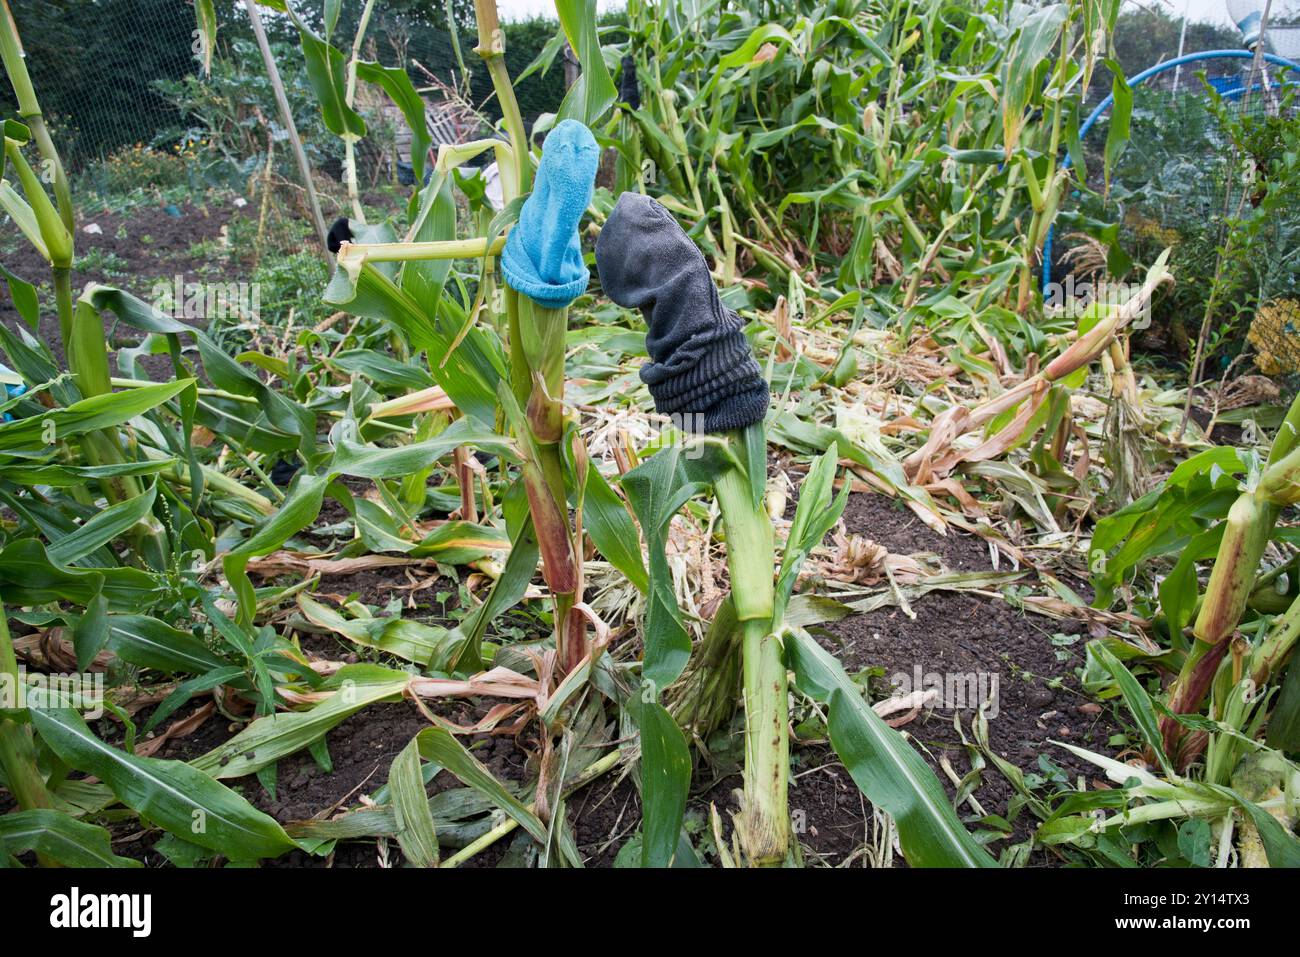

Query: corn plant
left=1091, top=392, right=1300, bottom=764
left=612, top=0, right=1131, bottom=319
left=5, top=0, right=1235, bottom=871
left=207, top=0, right=1003, bottom=868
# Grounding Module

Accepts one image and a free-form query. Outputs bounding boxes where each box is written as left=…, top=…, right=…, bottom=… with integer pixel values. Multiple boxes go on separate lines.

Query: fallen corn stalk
left=904, top=252, right=1172, bottom=485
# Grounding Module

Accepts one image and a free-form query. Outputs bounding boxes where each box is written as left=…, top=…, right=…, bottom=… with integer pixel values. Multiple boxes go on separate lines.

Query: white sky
left=1162, top=0, right=1233, bottom=27
left=492, top=1, right=1246, bottom=28
left=496, top=0, right=626, bottom=20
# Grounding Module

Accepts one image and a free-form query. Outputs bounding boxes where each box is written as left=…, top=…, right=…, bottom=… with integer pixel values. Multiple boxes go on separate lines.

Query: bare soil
left=0, top=198, right=245, bottom=380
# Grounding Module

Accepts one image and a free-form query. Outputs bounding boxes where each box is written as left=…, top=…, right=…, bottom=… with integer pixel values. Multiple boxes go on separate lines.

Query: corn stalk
left=713, top=446, right=786, bottom=865
left=1161, top=393, right=1300, bottom=761
left=343, top=0, right=378, bottom=223
left=0, top=605, right=53, bottom=819
left=0, top=605, right=56, bottom=870
left=329, top=0, right=588, bottom=678
left=0, top=0, right=71, bottom=235
left=904, top=252, right=1171, bottom=485
left=1012, top=19, right=1074, bottom=315
left=473, top=0, right=588, bottom=674
left=0, top=4, right=166, bottom=563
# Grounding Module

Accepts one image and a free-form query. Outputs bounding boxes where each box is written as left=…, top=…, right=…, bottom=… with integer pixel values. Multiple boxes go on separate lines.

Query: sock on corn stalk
left=596, top=192, right=769, bottom=431
left=500, top=119, right=599, bottom=674
left=0, top=360, right=25, bottom=421
left=596, top=193, right=786, bottom=865
left=501, top=119, right=598, bottom=310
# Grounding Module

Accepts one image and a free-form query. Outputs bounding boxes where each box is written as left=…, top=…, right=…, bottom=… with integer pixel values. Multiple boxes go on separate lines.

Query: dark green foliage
left=0, top=0, right=196, bottom=171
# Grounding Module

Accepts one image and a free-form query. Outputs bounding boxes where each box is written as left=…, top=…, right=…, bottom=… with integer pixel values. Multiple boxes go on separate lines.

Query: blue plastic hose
left=1041, top=49, right=1300, bottom=296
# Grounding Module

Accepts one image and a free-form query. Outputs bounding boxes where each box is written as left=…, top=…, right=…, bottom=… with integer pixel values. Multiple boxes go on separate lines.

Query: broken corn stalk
left=713, top=440, right=787, bottom=867
left=1162, top=390, right=1300, bottom=761
left=904, top=252, right=1171, bottom=484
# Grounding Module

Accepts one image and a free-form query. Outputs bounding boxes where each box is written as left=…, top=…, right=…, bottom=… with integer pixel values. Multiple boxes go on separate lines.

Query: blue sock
left=0, top=360, right=24, bottom=422
left=501, top=120, right=599, bottom=310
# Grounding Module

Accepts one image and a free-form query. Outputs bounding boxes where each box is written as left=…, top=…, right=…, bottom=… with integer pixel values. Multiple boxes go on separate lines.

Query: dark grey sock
left=619, top=55, right=640, bottom=110
left=594, top=193, right=769, bottom=433
left=327, top=217, right=353, bottom=254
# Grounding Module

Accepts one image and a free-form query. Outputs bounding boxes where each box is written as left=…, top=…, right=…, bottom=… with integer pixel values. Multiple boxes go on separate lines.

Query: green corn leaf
left=0, top=264, right=38, bottom=330
left=1265, top=651, right=1300, bottom=752
left=411, top=727, right=549, bottom=848
left=410, top=520, right=510, bottom=565
left=80, top=284, right=314, bottom=456
left=0, top=378, right=190, bottom=450
left=1209, top=784, right=1300, bottom=867
left=107, top=615, right=231, bottom=675
left=0, top=809, right=142, bottom=867
left=451, top=512, right=539, bottom=672
left=30, top=708, right=299, bottom=860
left=323, top=0, right=342, bottom=40
left=1000, top=3, right=1068, bottom=154
left=390, top=735, right=440, bottom=867
left=331, top=417, right=515, bottom=479
left=298, top=27, right=366, bottom=140
left=716, top=22, right=796, bottom=71
left=144, top=666, right=248, bottom=736
left=1102, top=58, right=1131, bottom=194
left=331, top=349, right=435, bottom=391
left=631, top=698, right=691, bottom=868
left=47, top=482, right=157, bottom=566
left=191, top=669, right=410, bottom=779
left=72, top=592, right=109, bottom=672
left=768, top=414, right=940, bottom=521
left=1092, top=643, right=1174, bottom=776
left=740, top=420, right=767, bottom=510
left=621, top=448, right=693, bottom=690
left=351, top=497, right=415, bottom=554
left=325, top=262, right=504, bottom=427
left=555, top=0, right=617, bottom=126
left=0, top=180, right=49, bottom=261
left=297, top=594, right=462, bottom=668
left=581, top=461, right=648, bottom=593
left=402, top=160, right=457, bottom=317
left=223, top=473, right=331, bottom=626
left=786, top=631, right=997, bottom=868
left=0, top=538, right=160, bottom=610
left=776, top=448, right=850, bottom=624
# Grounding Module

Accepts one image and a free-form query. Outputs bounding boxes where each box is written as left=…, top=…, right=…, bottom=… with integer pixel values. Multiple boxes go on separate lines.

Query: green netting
left=2, top=1, right=571, bottom=191
left=1, top=0, right=197, bottom=173
left=1054, top=55, right=1300, bottom=382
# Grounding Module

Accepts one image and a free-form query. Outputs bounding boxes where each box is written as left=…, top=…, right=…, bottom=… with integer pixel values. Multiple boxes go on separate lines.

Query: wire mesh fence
left=1055, top=52, right=1300, bottom=384
left=2, top=1, right=573, bottom=193
left=0, top=0, right=590, bottom=366
left=2, top=0, right=198, bottom=174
